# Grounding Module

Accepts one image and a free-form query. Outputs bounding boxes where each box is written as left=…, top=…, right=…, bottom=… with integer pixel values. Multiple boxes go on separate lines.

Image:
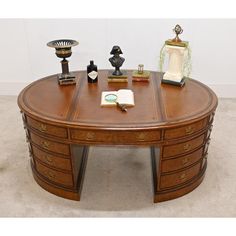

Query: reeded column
left=163, top=45, right=186, bottom=83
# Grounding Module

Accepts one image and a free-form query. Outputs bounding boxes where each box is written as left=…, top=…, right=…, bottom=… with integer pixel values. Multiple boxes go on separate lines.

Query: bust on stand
left=108, top=45, right=128, bottom=82
left=109, top=46, right=125, bottom=76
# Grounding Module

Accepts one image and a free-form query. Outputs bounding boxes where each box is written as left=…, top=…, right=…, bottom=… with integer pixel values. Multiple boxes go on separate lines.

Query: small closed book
left=101, top=89, right=135, bottom=107
left=132, top=70, right=150, bottom=82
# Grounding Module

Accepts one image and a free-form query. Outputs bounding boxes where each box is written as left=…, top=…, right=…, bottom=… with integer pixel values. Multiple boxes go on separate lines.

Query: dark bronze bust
left=109, top=46, right=125, bottom=76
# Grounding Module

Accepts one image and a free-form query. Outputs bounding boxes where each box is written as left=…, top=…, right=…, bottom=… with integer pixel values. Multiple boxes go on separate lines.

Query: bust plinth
left=163, top=45, right=187, bottom=83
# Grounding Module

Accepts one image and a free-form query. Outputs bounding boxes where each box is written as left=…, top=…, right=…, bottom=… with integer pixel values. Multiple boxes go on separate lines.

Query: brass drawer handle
left=209, top=125, right=213, bottom=131
left=45, top=171, right=55, bottom=180
left=179, top=173, right=186, bottom=181
left=41, top=141, right=50, bottom=149
left=28, top=144, right=32, bottom=153
left=204, top=153, right=208, bottom=159
left=209, top=113, right=215, bottom=123
left=39, top=124, right=47, bottom=132
left=207, top=130, right=212, bottom=139
left=183, top=144, right=191, bottom=152
left=21, top=113, right=26, bottom=122
left=137, top=132, right=147, bottom=141
left=86, top=132, right=95, bottom=140
left=185, top=126, right=194, bottom=135
left=182, top=157, right=189, bottom=166
left=25, top=133, right=30, bottom=142
left=45, top=155, right=53, bottom=163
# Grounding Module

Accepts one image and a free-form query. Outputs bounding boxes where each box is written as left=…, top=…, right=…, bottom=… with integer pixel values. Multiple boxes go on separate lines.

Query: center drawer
left=35, top=160, right=73, bottom=187
left=70, top=129, right=161, bottom=144
left=163, top=134, right=205, bottom=158
left=31, top=145, right=72, bottom=171
left=30, top=132, right=70, bottom=156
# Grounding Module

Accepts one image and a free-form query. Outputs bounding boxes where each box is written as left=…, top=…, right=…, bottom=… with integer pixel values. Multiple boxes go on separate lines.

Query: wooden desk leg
left=71, top=145, right=89, bottom=201
left=150, top=146, right=160, bottom=203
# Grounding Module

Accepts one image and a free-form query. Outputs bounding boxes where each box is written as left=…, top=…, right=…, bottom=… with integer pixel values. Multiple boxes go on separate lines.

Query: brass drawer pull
left=39, top=124, right=47, bottom=132
left=45, top=171, right=55, bottom=180
left=209, top=113, right=215, bottom=123
left=41, top=141, right=50, bottom=149
left=137, top=132, right=147, bottom=141
left=28, top=144, right=32, bottom=153
left=45, top=155, right=53, bottom=163
left=179, top=173, right=186, bottom=181
left=183, top=144, right=191, bottom=152
left=86, top=132, right=95, bottom=140
left=182, top=157, right=189, bottom=166
left=209, top=125, right=213, bottom=131
left=21, top=114, right=26, bottom=122
left=185, top=126, right=194, bottom=135
left=25, top=133, right=30, bottom=142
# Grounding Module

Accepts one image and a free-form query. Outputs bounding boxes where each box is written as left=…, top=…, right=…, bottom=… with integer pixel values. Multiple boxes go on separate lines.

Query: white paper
left=101, top=89, right=134, bottom=107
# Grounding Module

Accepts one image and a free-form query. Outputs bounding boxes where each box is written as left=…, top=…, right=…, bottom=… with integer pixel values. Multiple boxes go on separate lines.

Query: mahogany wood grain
left=160, top=161, right=201, bottom=189
left=154, top=166, right=206, bottom=203
left=35, top=160, right=74, bottom=187
left=31, top=145, right=72, bottom=171
left=161, top=146, right=204, bottom=173
left=162, top=134, right=205, bottom=158
left=18, top=71, right=217, bottom=130
left=18, top=70, right=218, bottom=203
left=164, top=117, right=208, bottom=140
left=30, top=132, right=70, bottom=156
left=27, top=116, right=68, bottom=138
left=31, top=162, right=81, bottom=201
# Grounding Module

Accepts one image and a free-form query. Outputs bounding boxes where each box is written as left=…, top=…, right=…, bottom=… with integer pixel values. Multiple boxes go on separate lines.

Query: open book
left=101, top=89, right=135, bottom=107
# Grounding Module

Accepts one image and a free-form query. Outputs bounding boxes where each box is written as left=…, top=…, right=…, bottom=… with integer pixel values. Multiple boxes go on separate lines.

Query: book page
left=101, top=89, right=134, bottom=107
left=117, top=89, right=134, bottom=106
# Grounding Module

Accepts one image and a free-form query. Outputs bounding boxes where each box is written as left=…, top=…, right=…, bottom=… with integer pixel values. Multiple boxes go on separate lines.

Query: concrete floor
left=0, top=96, right=235, bottom=217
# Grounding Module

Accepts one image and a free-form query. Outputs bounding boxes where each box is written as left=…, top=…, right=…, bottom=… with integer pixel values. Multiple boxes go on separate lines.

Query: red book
left=132, top=77, right=149, bottom=82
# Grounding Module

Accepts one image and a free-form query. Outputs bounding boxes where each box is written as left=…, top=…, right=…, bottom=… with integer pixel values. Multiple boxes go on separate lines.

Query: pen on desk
left=116, top=102, right=127, bottom=112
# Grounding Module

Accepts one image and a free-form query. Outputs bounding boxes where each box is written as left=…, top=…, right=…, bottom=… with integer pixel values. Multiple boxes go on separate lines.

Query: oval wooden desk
left=18, top=70, right=218, bottom=202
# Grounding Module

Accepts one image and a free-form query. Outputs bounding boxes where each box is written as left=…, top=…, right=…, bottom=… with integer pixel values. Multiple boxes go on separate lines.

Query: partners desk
left=18, top=70, right=218, bottom=202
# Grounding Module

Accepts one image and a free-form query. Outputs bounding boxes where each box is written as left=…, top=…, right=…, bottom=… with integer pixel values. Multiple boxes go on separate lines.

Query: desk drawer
left=35, top=160, right=73, bottom=187
left=70, top=129, right=161, bottom=144
left=32, top=145, right=71, bottom=171
left=161, top=147, right=203, bottom=173
left=27, top=116, right=67, bottom=138
left=164, top=118, right=208, bottom=140
left=163, top=134, right=205, bottom=158
left=160, top=162, right=201, bottom=189
left=30, top=132, right=70, bottom=156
